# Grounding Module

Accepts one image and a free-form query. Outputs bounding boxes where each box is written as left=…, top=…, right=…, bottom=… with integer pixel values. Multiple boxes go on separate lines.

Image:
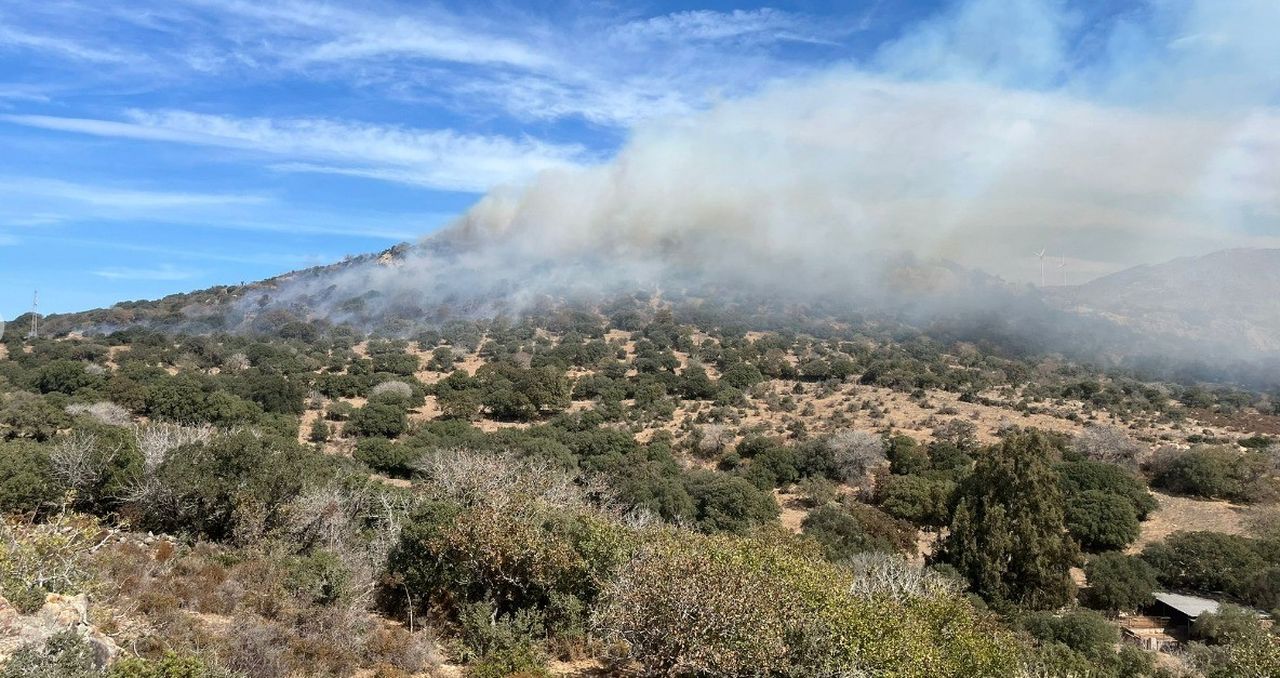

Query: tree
left=1058, top=459, right=1157, bottom=520
left=802, top=502, right=915, bottom=561
left=935, top=429, right=1078, bottom=609
left=1064, top=490, right=1140, bottom=552
left=308, top=418, right=330, bottom=444
left=0, top=441, right=57, bottom=513
left=1081, top=552, right=1157, bottom=612
left=347, top=401, right=409, bottom=439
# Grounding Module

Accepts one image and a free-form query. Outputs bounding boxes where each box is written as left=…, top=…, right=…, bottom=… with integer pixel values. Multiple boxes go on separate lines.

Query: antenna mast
left=30, top=290, right=38, bottom=339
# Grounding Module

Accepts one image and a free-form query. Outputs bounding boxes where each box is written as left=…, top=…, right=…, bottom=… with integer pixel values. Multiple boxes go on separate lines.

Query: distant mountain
left=1046, top=249, right=1280, bottom=358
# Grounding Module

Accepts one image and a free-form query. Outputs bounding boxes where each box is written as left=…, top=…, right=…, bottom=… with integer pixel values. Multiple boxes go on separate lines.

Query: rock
left=0, top=593, right=121, bottom=667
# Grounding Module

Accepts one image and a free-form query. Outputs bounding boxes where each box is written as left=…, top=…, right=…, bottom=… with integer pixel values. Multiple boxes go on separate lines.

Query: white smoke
left=241, top=0, right=1279, bottom=364
left=445, top=0, right=1280, bottom=284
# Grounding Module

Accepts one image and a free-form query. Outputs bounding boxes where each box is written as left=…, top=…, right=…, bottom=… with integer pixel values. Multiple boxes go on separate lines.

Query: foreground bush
left=592, top=532, right=1021, bottom=676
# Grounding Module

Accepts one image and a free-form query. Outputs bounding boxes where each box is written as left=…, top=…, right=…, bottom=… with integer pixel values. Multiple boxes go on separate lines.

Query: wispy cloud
left=0, top=23, right=136, bottom=64
left=610, top=8, right=827, bottom=46
left=3, top=111, right=589, bottom=191
left=0, top=176, right=431, bottom=239
left=93, top=263, right=200, bottom=281
left=0, top=0, right=854, bottom=127
left=0, top=177, right=267, bottom=209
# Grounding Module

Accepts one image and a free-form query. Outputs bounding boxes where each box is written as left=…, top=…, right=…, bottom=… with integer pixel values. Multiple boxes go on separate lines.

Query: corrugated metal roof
left=1153, top=592, right=1220, bottom=618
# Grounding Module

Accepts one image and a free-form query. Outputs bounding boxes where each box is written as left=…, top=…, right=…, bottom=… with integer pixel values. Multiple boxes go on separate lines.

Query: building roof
left=1153, top=592, right=1220, bottom=619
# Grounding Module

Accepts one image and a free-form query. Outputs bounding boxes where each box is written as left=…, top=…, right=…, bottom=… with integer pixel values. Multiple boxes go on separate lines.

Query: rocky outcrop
left=0, top=593, right=120, bottom=667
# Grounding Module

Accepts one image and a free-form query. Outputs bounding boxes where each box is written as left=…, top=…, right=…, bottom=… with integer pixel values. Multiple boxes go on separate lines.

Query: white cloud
left=3, top=111, right=589, bottom=192
left=0, top=23, right=135, bottom=63
left=92, top=264, right=200, bottom=281
left=0, top=177, right=267, bottom=209
left=610, top=9, right=817, bottom=45
left=0, top=176, right=432, bottom=239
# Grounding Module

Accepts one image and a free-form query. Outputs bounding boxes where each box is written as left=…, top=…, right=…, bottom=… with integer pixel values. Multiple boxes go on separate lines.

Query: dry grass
left=1127, top=491, right=1248, bottom=554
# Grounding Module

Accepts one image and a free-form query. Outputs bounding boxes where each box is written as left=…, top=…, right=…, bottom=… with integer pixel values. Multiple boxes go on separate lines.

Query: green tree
left=935, top=429, right=1078, bottom=609
left=347, top=401, right=409, bottom=438
left=308, top=417, right=329, bottom=444
left=1064, top=490, right=1140, bottom=552
left=1082, top=552, right=1157, bottom=612
left=0, top=441, right=57, bottom=513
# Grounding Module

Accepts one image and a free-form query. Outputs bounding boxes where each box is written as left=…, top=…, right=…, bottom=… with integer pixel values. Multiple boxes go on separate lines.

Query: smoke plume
left=241, top=0, right=1279, bottom=373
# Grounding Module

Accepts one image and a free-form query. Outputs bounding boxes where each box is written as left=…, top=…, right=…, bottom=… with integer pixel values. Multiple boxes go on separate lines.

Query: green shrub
left=886, top=435, right=930, bottom=475
left=1020, top=609, right=1118, bottom=660
left=1141, top=531, right=1275, bottom=605
left=1150, top=446, right=1274, bottom=503
left=1082, top=552, right=1157, bottom=612
left=1064, top=490, right=1140, bottom=552
left=347, top=402, right=409, bottom=439
left=683, top=470, right=779, bottom=534
left=146, top=431, right=325, bottom=541
left=1058, top=459, right=1157, bottom=519
left=875, top=473, right=955, bottom=527
left=0, top=441, right=56, bottom=513
left=802, top=502, right=916, bottom=561
left=354, top=437, right=420, bottom=477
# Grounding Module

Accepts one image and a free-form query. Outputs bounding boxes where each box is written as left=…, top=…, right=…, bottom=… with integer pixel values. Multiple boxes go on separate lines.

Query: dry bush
left=49, top=431, right=107, bottom=495
left=64, top=401, right=131, bottom=426
left=1075, top=425, right=1145, bottom=468
left=414, top=448, right=629, bottom=519
left=695, top=424, right=733, bottom=458
left=1, top=509, right=109, bottom=612
left=121, top=423, right=218, bottom=509
left=223, top=353, right=250, bottom=372
left=282, top=482, right=415, bottom=606
left=845, top=552, right=958, bottom=601
left=132, top=423, right=216, bottom=472
left=371, top=381, right=413, bottom=401
left=827, top=430, right=886, bottom=484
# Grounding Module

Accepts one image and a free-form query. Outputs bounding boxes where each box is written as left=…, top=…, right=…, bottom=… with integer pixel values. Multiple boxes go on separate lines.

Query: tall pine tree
left=936, top=429, right=1077, bottom=609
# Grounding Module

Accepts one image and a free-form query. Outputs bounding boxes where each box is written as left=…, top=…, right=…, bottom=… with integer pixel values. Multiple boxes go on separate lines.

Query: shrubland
left=0, top=296, right=1277, bottom=675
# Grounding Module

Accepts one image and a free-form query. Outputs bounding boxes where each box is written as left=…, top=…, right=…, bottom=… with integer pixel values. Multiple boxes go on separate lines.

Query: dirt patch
left=1128, top=491, right=1247, bottom=553
left=1188, top=408, right=1280, bottom=436
left=773, top=490, right=808, bottom=533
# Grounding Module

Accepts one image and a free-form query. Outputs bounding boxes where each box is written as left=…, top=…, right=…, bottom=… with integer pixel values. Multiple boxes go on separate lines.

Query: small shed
left=1150, top=592, right=1220, bottom=637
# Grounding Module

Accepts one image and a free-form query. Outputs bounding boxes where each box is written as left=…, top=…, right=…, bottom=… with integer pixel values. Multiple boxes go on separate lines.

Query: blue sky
left=0, top=0, right=1276, bottom=317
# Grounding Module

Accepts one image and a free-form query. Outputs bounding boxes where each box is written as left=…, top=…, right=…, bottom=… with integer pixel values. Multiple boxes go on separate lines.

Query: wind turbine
left=1034, top=249, right=1047, bottom=287
left=1057, top=256, right=1067, bottom=286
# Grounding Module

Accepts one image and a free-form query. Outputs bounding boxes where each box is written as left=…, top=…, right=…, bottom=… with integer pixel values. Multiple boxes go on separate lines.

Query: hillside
left=1047, top=249, right=1280, bottom=357
left=2, top=288, right=1280, bottom=676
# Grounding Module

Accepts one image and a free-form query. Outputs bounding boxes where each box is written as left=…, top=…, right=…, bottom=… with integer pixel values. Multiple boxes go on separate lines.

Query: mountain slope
left=1047, top=249, right=1280, bottom=358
